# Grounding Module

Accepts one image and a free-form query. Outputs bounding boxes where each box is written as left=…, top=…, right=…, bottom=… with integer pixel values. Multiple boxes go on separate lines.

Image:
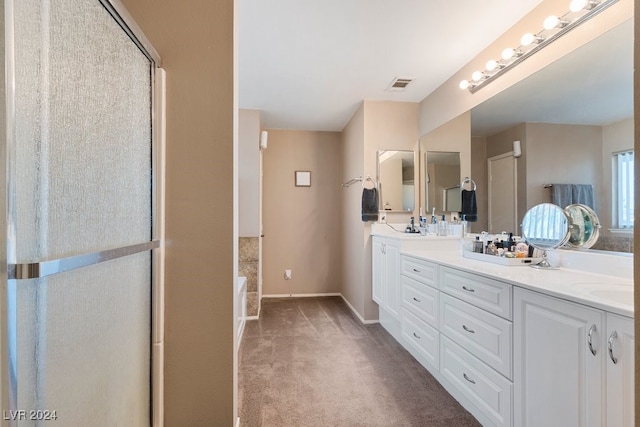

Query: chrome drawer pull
left=463, top=373, right=476, bottom=384
left=462, top=325, right=475, bottom=334
left=462, top=286, right=475, bottom=293
left=412, top=297, right=421, bottom=303
left=412, top=268, right=420, bottom=273
left=413, top=332, right=421, bottom=339
left=608, top=331, right=618, bottom=364
left=587, top=324, right=597, bottom=356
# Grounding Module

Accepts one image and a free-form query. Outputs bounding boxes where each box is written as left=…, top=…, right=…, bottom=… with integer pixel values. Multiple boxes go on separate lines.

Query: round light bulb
left=570, top=0, right=588, bottom=12
left=521, top=33, right=536, bottom=46
left=501, top=48, right=515, bottom=60
left=459, top=80, right=470, bottom=90
left=485, top=59, right=498, bottom=71
left=471, top=71, right=484, bottom=82
left=543, top=15, right=560, bottom=30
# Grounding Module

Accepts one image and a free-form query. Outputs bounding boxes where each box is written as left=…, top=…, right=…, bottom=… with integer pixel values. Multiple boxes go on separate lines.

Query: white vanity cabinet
left=606, top=313, right=635, bottom=427
left=373, top=245, right=634, bottom=427
left=514, top=287, right=604, bottom=426
left=438, top=266, right=513, bottom=427
left=513, top=287, right=636, bottom=427
left=371, top=236, right=401, bottom=319
left=399, top=256, right=440, bottom=373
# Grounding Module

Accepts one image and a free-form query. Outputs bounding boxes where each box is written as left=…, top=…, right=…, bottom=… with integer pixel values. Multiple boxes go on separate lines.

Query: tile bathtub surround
left=239, top=237, right=260, bottom=316
left=238, top=297, right=480, bottom=427
left=239, top=237, right=259, bottom=263
left=238, top=262, right=257, bottom=293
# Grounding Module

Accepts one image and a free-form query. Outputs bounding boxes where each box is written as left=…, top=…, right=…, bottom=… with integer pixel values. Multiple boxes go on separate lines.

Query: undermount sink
left=589, top=289, right=633, bottom=305
left=569, top=282, right=633, bottom=306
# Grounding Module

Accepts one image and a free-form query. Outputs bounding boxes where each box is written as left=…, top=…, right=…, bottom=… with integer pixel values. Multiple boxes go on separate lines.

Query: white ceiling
left=238, top=0, right=544, bottom=132
left=471, top=19, right=633, bottom=137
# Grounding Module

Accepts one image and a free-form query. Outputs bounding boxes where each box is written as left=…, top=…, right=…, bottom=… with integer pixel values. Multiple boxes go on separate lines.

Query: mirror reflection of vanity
left=419, top=18, right=633, bottom=253
left=425, top=151, right=460, bottom=214
left=377, top=150, right=416, bottom=212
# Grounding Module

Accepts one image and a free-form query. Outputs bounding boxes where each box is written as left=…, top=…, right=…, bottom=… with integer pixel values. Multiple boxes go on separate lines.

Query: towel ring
left=362, top=176, right=377, bottom=189
left=461, top=177, right=476, bottom=191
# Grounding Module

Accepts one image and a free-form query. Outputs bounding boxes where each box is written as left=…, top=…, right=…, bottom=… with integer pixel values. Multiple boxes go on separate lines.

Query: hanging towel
left=551, top=184, right=572, bottom=208
left=460, top=189, right=477, bottom=222
left=572, top=184, right=595, bottom=210
left=361, top=188, right=379, bottom=222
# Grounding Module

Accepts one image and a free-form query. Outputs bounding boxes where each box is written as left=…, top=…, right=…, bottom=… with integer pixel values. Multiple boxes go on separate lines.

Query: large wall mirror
left=377, top=150, right=416, bottom=212
left=425, top=151, right=460, bottom=214
left=468, top=18, right=633, bottom=252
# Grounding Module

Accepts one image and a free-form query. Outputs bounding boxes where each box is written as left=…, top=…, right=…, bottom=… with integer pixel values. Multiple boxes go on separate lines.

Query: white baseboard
left=245, top=315, right=259, bottom=321
left=258, top=293, right=379, bottom=325
left=262, top=292, right=341, bottom=298
left=235, top=417, right=240, bottom=427
left=339, top=294, right=380, bottom=325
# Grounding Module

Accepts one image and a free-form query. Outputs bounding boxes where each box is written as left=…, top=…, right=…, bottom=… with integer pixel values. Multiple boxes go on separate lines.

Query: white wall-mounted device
left=513, top=140, right=522, bottom=158
left=260, top=130, right=268, bottom=150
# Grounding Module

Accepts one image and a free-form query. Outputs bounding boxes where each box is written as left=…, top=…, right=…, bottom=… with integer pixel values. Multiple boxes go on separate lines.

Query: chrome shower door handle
left=587, top=324, right=597, bottom=356
left=608, top=330, right=618, bottom=364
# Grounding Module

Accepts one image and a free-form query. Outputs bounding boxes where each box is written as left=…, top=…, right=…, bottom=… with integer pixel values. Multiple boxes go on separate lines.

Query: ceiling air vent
left=386, top=76, right=415, bottom=92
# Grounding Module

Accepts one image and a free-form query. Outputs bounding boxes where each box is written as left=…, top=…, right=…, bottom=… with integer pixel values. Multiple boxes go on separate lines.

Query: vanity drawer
left=401, top=275, right=438, bottom=329
left=401, top=308, right=439, bottom=374
left=439, top=266, right=512, bottom=319
left=401, top=256, right=438, bottom=288
left=440, top=293, right=512, bottom=379
left=440, top=335, right=513, bottom=427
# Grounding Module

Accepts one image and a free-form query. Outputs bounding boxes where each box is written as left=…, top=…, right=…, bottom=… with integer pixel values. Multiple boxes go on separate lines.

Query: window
left=613, top=150, right=634, bottom=229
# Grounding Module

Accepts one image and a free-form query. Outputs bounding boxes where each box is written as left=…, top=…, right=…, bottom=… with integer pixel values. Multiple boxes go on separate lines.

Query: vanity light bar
left=460, top=0, right=618, bottom=93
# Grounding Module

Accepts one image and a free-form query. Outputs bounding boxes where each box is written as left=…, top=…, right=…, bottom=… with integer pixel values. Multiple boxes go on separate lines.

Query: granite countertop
left=402, top=248, right=634, bottom=318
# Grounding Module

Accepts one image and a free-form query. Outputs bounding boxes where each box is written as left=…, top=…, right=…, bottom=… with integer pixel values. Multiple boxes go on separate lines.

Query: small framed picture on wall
left=295, top=171, right=311, bottom=187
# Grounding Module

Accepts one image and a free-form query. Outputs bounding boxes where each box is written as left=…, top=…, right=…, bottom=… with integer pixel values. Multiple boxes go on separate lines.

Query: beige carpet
left=239, top=297, right=481, bottom=427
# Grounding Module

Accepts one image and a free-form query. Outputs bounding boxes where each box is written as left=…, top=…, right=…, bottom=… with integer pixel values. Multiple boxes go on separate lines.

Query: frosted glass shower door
left=6, top=0, right=161, bottom=425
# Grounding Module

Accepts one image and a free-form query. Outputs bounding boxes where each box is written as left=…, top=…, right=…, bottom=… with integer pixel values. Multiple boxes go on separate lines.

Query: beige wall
left=262, top=130, right=343, bottom=295
left=428, top=164, right=459, bottom=213
left=340, top=101, right=419, bottom=321
left=363, top=101, right=419, bottom=319
left=341, top=103, right=368, bottom=319
left=419, top=0, right=632, bottom=136
left=525, top=123, right=602, bottom=214
left=419, top=111, right=471, bottom=219
left=486, top=123, right=528, bottom=228
left=120, top=1, right=236, bottom=425
left=479, top=122, right=602, bottom=233
left=379, top=157, right=403, bottom=210
left=239, top=109, right=261, bottom=238
left=470, top=136, right=488, bottom=232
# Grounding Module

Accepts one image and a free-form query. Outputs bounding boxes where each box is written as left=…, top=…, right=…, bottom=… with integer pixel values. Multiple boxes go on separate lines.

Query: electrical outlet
left=284, top=269, right=292, bottom=280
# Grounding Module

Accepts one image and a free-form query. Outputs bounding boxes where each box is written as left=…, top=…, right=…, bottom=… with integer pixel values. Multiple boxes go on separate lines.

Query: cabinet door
left=384, top=239, right=401, bottom=319
left=514, top=288, right=604, bottom=427
left=606, top=314, right=634, bottom=427
left=372, top=238, right=385, bottom=305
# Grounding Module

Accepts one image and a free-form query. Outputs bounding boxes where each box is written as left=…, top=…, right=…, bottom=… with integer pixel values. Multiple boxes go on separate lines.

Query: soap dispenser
left=437, top=214, right=448, bottom=236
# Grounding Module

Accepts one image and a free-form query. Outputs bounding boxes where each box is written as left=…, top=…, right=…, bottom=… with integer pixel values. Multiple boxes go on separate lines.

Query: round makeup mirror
left=521, top=203, right=601, bottom=269
left=565, top=204, right=601, bottom=249
left=521, top=203, right=569, bottom=268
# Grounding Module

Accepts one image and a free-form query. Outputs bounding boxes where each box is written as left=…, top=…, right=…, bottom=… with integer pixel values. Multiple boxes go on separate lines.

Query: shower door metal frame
left=0, top=0, right=165, bottom=425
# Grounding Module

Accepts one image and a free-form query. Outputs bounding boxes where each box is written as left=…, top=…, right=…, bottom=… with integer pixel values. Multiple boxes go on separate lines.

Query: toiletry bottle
left=438, top=214, right=448, bottom=236
left=420, top=214, right=427, bottom=234
left=474, top=236, right=483, bottom=253
left=431, top=207, right=437, bottom=224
